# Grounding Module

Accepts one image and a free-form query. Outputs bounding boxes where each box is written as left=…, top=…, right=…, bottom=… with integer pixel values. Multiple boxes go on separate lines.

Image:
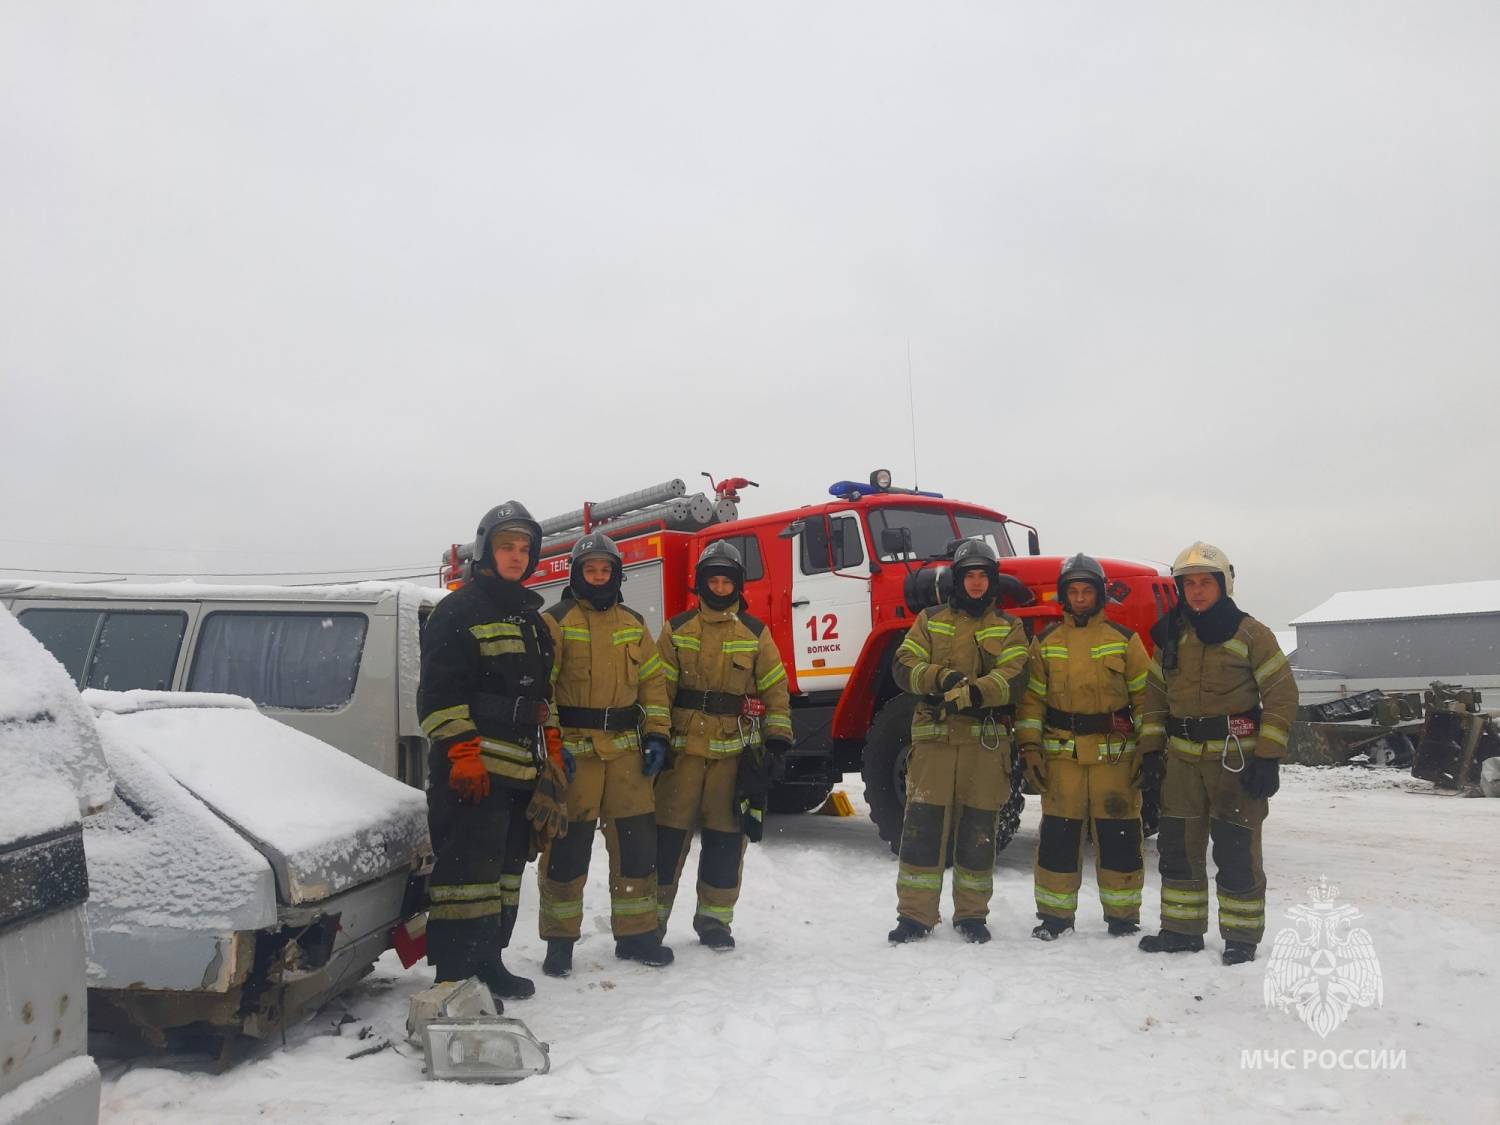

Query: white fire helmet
left=1171, top=541, right=1234, bottom=597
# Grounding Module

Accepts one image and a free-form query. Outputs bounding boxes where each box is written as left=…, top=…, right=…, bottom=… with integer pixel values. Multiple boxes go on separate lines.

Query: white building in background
left=1274, top=630, right=1298, bottom=663
left=1290, top=580, right=1500, bottom=705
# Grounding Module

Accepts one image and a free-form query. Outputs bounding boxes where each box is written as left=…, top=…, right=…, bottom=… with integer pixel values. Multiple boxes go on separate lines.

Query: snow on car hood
left=86, top=723, right=277, bottom=936
left=91, top=700, right=430, bottom=905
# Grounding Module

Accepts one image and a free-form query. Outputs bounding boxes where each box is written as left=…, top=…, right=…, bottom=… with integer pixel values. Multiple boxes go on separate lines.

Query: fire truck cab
left=449, top=472, right=1176, bottom=854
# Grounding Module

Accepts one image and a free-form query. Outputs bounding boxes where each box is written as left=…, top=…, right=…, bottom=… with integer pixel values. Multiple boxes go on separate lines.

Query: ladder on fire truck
left=442, top=474, right=756, bottom=585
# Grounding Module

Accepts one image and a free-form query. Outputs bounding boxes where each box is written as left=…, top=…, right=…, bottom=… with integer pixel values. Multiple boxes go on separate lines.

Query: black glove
left=736, top=748, right=771, bottom=843
left=1133, top=751, right=1165, bottom=792
left=764, top=738, right=791, bottom=783
left=1020, top=746, right=1048, bottom=793
left=937, top=669, right=965, bottom=693
left=1242, top=756, right=1280, bottom=800
left=641, top=735, right=671, bottom=778
left=942, top=680, right=983, bottom=717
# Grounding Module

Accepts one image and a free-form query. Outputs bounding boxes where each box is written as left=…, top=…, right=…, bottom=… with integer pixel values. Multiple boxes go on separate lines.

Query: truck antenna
left=906, top=339, right=920, bottom=489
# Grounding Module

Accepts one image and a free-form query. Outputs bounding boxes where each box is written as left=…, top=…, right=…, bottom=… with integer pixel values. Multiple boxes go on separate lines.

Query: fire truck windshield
left=954, top=513, right=1017, bottom=557
left=868, top=507, right=1019, bottom=561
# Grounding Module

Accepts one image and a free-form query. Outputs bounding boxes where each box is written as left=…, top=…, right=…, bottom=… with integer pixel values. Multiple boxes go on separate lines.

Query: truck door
left=789, top=511, right=871, bottom=694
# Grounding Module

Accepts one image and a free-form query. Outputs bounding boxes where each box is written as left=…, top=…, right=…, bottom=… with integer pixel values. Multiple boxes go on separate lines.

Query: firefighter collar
left=694, top=603, right=739, bottom=624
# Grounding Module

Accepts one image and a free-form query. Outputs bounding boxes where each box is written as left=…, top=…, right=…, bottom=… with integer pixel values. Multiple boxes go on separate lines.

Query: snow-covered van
left=0, top=609, right=109, bottom=1125
left=0, top=581, right=443, bottom=788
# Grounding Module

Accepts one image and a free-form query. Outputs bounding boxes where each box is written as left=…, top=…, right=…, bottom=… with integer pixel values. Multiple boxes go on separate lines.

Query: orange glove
left=544, top=726, right=575, bottom=783
left=447, top=737, right=490, bottom=803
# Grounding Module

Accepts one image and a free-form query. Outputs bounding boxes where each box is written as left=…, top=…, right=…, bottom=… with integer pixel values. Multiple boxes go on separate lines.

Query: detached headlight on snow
left=407, top=976, right=496, bottom=1042
left=423, top=1017, right=551, bottom=1084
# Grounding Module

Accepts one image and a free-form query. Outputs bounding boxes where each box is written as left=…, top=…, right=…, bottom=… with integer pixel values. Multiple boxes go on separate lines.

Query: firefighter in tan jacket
left=1138, top=542, right=1298, bottom=966
left=889, top=539, right=1030, bottom=945
left=537, top=533, right=675, bottom=977
left=655, top=540, right=792, bottom=951
left=1015, top=554, right=1159, bottom=940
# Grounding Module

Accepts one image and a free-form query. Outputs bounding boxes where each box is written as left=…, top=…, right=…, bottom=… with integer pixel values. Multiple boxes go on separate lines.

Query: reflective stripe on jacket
left=1142, top=614, right=1297, bottom=759
left=542, top=594, right=671, bottom=758
left=1015, top=614, right=1156, bottom=763
left=893, top=604, right=1028, bottom=744
left=657, top=603, right=791, bottom=758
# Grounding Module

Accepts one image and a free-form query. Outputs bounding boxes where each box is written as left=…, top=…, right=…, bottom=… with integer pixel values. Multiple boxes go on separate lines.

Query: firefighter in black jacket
left=418, top=501, right=569, bottom=1001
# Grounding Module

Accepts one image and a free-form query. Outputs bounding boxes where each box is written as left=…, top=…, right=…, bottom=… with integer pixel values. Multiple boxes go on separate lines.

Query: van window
left=17, top=609, right=101, bottom=684
left=800, top=514, right=864, bottom=575
left=88, top=611, right=188, bottom=691
left=18, top=608, right=186, bottom=691
left=189, top=612, right=368, bottom=710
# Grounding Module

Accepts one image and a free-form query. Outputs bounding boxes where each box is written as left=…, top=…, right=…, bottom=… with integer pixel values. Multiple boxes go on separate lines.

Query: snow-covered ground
left=96, top=767, right=1499, bottom=1124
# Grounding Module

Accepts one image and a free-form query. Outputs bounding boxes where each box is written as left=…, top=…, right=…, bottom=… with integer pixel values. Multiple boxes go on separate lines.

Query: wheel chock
left=816, top=790, right=856, bottom=817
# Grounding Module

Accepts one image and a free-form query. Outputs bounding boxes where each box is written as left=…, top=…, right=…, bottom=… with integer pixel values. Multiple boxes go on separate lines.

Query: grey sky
left=3, top=2, right=1497, bottom=629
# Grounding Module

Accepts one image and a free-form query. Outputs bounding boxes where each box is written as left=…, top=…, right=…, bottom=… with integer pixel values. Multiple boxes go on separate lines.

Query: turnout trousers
left=425, top=749, right=532, bottom=980
left=896, top=736, right=1011, bottom=929
left=1156, top=752, right=1269, bottom=944
left=654, top=755, right=746, bottom=939
left=538, top=752, right=660, bottom=940
left=1033, top=755, right=1144, bottom=924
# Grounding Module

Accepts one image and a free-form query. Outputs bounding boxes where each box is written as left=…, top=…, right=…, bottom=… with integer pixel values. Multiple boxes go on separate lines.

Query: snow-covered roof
left=1291, top=580, right=1500, bottom=626
left=83, top=689, right=257, bottom=715
left=0, top=578, right=444, bottom=606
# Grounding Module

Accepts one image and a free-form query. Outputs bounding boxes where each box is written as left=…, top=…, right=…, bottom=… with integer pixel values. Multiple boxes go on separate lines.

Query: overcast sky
left=3, top=2, right=1497, bottom=628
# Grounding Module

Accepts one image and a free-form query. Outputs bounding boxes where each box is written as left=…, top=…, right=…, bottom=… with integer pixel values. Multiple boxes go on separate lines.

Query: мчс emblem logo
left=1263, top=876, right=1383, bottom=1038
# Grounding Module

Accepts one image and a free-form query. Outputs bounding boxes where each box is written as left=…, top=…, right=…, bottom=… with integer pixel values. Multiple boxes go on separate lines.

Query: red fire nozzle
left=702, top=472, right=759, bottom=503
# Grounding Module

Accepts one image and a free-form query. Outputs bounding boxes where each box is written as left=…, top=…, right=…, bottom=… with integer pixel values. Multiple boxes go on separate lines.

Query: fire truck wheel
left=995, top=752, right=1026, bottom=852
left=862, top=697, right=917, bottom=857
left=768, top=783, right=836, bottom=815
left=1139, top=769, right=1161, bottom=838
left=863, top=698, right=1028, bottom=860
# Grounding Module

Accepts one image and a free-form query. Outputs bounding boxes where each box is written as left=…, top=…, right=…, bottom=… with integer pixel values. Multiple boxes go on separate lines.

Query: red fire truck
left=442, top=472, right=1177, bottom=854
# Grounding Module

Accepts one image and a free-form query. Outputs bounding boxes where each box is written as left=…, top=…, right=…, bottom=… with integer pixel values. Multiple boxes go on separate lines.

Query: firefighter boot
left=887, top=917, right=931, bottom=944
left=1108, top=918, right=1140, bottom=937
left=1138, top=930, right=1205, bottom=954
left=1222, top=940, right=1257, bottom=966
left=616, top=932, right=676, bottom=967
left=477, top=957, right=535, bottom=1000
left=1031, top=917, right=1074, bottom=942
left=542, top=939, right=575, bottom=978
left=956, top=918, right=991, bottom=944
left=696, top=922, right=736, bottom=951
